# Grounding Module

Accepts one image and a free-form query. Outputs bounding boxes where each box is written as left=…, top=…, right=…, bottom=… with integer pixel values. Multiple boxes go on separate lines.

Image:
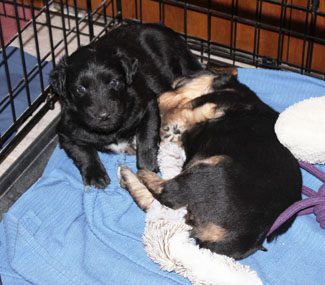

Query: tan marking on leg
left=184, top=102, right=224, bottom=123
left=119, top=166, right=154, bottom=211
left=159, top=74, right=215, bottom=113
left=194, top=222, right=227, bottom=242
left=160, top=101, right=224, bottom=145
left=159, top=74, right=226, bottom=145
left=189, top=155, right=228, bottom=168
left=158, top=90, right=178, bottom=114
left=137, top=169, right=165, bottom=195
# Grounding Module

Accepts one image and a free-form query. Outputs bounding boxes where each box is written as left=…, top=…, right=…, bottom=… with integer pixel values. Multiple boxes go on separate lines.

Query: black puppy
left=49, top=23, right=202, bottom=188
left=119, top=70, right=302, bottom=260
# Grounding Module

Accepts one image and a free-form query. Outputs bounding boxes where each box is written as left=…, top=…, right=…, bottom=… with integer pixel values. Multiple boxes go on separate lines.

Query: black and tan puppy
left=158, top=68, right=238, bottom=144
left=119, top=69, right=302, bottom=260
left=49, top=23, right=202, bottom=188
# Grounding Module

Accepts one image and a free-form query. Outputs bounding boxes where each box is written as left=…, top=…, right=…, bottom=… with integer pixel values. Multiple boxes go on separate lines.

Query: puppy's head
left=49, top=46, right=138, bottom=132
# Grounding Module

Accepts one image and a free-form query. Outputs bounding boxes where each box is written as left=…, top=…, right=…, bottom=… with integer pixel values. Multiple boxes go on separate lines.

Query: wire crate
left=0, top=0, right=324, bottom=213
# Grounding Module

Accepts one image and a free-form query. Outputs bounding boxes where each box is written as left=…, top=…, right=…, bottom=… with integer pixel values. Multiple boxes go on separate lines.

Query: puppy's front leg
left=59, top=133, right=110, bottom=189
left=118, top=166, right=154, bottom=211
left=137, top=169, right=165, bottom=195
left=136, top=99, right=160, bottom=172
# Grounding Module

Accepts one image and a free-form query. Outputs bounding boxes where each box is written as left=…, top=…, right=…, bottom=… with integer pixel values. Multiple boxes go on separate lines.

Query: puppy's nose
left=98, top=111, right=110, bottom=120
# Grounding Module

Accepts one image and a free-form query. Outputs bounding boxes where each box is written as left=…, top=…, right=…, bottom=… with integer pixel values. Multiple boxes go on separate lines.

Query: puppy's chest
left=101, top=137, right=137, bottom=155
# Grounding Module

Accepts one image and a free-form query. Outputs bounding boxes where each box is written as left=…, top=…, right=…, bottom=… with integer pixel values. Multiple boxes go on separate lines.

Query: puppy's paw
left=117, top=165, right=133, bottom=188
left=82, top=166, right=110, bottom=189
left=160, top=123, right=183, bottom=144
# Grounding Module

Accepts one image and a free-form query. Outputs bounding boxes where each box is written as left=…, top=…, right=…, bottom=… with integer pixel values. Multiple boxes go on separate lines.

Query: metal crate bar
left=0, top=0, right=115, bottom=162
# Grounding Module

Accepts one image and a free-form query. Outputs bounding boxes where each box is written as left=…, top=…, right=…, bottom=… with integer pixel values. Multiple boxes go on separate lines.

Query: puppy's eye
left=109, top=79, right=119, bottom=90
left=76, top=85, right=87, bottom=95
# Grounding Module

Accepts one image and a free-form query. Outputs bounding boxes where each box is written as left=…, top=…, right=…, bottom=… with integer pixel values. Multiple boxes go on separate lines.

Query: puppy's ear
left=206, top=64, right=238, bottom=77
left=211, top=68, right=238, bottom=89
left=49, top=56, right=68, bottom=96
left=117, top=49, right=138, bottom=85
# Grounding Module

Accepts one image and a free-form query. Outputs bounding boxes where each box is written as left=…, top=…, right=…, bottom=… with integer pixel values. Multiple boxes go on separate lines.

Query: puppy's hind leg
left=137, top=169, right=187, bottom=209
left=181, top=102, right=225, bottom=127
left=160, top=102, right=223, bottom=144
left=118, top=166, right=154, bottom=211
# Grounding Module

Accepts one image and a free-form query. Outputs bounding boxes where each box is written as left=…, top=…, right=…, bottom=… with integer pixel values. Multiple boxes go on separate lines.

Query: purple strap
left=267, top=162, right=325, bottom=237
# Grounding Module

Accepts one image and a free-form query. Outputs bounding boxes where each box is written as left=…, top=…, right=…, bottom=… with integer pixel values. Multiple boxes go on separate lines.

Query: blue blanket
left=0, top=69, right=325, bottom=285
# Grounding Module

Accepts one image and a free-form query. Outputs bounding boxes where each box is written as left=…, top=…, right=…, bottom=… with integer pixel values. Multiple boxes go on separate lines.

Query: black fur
left=49, top=23, right=202, bottom=188
left=154, top=72, right=302, bottom=259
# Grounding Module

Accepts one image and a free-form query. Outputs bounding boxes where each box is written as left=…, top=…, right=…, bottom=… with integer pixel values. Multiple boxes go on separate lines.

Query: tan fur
left=188, top=155, right=228, bottom=167
left=119, top=166, right=154, bottom=211
left=194, top=222, right=227, bottom=243
left=163, top=103, right=223, bottom=128
left=159, top=73, right=228, bottom=146
left=137, top=169, right=165, bottom=194
left=160, top=102, right=224, bottom=145
left=159, top=74, right=215, bottom=113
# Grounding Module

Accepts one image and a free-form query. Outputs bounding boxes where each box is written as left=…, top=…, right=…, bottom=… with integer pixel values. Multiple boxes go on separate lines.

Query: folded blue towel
left=0, top=68, right=324, bottom=285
